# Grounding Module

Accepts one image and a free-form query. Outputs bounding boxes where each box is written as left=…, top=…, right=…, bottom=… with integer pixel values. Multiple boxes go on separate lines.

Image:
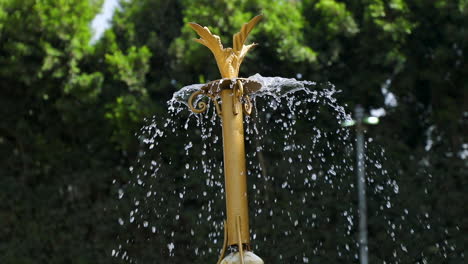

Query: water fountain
left=112, top=14, right=460, bottom=264
left=113, top=15, right=373, bottom=263
left=186, top=15, right=264, bottom=264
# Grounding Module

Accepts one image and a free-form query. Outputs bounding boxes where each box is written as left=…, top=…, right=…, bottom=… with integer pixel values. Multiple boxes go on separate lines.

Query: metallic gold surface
left=188, top=89, right=222, bottom=116
left=188, top=15, right=262, bottom=79
left=220, top=88, right=250, bottom=246
left=202, top=78, right=262, bottom=95
left=236, top=215, right=245, bottom=264
left=216, top=220, right=229, bottom=264
left=187, top=15, right=264, bottom=264
left=186, top=78, right=260, bottom=116
left=187, top=90, right=208, bottom=113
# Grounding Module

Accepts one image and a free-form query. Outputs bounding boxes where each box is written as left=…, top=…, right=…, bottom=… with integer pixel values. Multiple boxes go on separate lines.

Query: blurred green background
left=0, top=0, right=466, bottom=263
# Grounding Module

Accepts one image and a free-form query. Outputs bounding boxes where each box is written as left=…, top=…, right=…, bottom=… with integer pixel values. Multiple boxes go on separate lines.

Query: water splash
left=111, top=75, right=459, bottom=263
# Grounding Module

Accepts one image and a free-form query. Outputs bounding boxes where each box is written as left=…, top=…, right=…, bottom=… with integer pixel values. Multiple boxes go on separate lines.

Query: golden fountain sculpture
left=187, top=15, right=264, bottom=264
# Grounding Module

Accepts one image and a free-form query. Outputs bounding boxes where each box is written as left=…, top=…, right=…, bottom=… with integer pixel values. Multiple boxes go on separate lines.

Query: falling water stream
left=111, top=75, right=460, bottom=264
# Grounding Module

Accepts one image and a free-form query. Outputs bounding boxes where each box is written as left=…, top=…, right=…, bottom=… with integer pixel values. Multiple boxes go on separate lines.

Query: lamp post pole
left=355, top=105, right=369, bottom=264
left=342, top=105, right=379, bottom=264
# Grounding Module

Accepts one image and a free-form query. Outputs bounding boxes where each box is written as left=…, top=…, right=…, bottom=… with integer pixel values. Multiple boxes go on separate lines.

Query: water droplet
left=167, top=243, right=175, bottom=253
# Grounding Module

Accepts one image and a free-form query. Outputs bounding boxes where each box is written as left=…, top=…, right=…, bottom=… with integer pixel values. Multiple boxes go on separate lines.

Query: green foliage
left=312, top=0, right=359, bottom=37
left=105, top=46, right=151, bottom=93
left=172, top=0, right=316, bottom=81
left=103, top=45, right=153, bottom=148
left=0, top=0, right=466, bottom=263
left=0, top=0, right=126, bottom=263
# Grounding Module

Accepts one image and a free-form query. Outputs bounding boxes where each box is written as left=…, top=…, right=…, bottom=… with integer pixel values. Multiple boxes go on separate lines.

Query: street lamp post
left=355, top=105, right=369, bottom=264
left=342, top=105, right=379, bottom=264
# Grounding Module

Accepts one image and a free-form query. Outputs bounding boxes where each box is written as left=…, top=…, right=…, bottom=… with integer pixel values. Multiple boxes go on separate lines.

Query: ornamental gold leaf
left=233, top=15, right=262, bottom=52
left=188, top=15, right=262, bottom=79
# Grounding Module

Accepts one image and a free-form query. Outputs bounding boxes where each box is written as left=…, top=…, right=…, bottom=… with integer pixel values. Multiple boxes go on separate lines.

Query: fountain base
left=220, top=251, right=264, bottom=264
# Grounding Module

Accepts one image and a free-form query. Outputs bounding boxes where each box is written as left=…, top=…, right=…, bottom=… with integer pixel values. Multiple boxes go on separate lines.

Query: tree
left=300, top=1, right=467, bottom=262
left=0, top=0, right=134, bottom=263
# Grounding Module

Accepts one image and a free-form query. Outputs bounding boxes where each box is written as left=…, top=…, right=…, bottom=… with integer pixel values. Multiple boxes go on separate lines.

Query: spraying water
left=110, top=74, right=435, bottom=264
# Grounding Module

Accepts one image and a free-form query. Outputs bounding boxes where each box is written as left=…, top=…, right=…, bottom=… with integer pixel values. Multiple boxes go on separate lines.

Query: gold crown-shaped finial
left=188, top=15, right=262, bottom=79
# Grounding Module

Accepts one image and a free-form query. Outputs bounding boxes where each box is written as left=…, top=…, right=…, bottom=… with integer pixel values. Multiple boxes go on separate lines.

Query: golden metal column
left=220, top=88, right=250, bottom=247
left=187, top=15, right=264, bottom=264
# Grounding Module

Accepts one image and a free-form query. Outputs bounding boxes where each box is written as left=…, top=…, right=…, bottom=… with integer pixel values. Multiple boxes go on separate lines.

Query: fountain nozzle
left=188, top=78, right=262, bottom=116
